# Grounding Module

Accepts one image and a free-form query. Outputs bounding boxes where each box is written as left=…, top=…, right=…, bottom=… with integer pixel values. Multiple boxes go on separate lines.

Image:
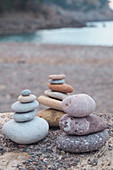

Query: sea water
left=0, top=21, right=113, bottom=46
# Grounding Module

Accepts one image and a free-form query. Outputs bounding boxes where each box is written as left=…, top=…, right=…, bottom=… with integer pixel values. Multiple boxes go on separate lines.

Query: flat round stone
left=21, top=89, right=31, bottom=96
left=44, top=90, right=68, bottom=100
left=48, top=83, right=73, bottom=93
left=49, top=74, right=66, bottom=80
left=13, top=109, right=37, bottom=122
left=2, top=117, right=49, bottom=144
left=62, top=94, right=96, bottom=117
left=11, top=100, right=39, bottom=112
left=18, top=94, right=36, bottom=103
left=59, top=114, right=107, bottom=135
left=48, top=79, right=65, bottom=84
left=37, top=108, right=65, bottom=127
left=56, top=130, right=109, bottom=153
left=37, top=95, right=63, bottom=111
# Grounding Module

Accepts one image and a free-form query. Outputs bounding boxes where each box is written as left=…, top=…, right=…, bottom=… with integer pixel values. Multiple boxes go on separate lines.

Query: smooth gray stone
left=44, top=90, right=68, bottom=100
left=13, top=110, right=37, bottom=122
left=48, top=79, right=65, bottom=84
left=21, top=89, right=31, bottom=96
left=2, top=117, right=49, bottom=144
left=11, top=100, right=39, bottom=112
left=56, top=130, right=109, bottom=153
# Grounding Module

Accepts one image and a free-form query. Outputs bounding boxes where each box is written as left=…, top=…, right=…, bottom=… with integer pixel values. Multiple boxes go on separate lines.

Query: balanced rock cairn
left=2, top=89, right=49, bottom=144
left=37, top=74, right=73, bottom=127
left=56, top=94, right=109, bottom=153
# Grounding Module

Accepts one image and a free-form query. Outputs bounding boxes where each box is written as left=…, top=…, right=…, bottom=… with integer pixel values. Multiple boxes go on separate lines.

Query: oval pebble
left=11, top=100, right=39, bottom=113
left=56, top=130, right=109, bottom=153
left=48, top=79, right=65, bottom=84
left=44, top=90, right=68, bottom=100
left=13, top=109, right=37, bottom=122
left=2, top=117, right=49, bottom=144
left=21, top=89, right=31, bottom=96
left=49, top=74, right=66, bottom=80
left=18, top=94, right=36, bottom=103
left=62, top=94, right=96, bottom=117
left=59, top=114, right=107, bottom=135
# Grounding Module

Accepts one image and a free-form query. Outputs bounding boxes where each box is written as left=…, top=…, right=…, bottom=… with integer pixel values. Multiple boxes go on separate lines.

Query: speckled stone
left=21, top=89, right=31, bottom=96
left=37, top=95, right=63, bottom=111
left=11, top=100, right=39, bottom=112
left=59, top=114, right=107, bottom=135
left=2, top=117, right=49, bottom=144
left=13, top=109, right=37, bottom=122
left=48, top=83, right=73, bottom=93
left=44, top=90, right=68, bottom=100
left=49, top=74, right=66, bottom=80
left=18, top=94, right=36, bottom=103
left=62, top=94, right=96, bottom=117
left=37, top=108, right=65, bottom=127
left=56, top=130, right=109, bottom=153
left=48, top=79, right=65, bottom=84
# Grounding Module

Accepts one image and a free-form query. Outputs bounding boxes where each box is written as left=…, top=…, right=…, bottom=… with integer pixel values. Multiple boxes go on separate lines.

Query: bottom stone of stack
left=2, top=117, right=49, bottom=144
left=37, top=108, right=65, bottom=127
left=56, top=130, right=109, bottom=153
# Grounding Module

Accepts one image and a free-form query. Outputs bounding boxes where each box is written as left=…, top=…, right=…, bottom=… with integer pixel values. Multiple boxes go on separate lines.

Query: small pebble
left=21, top=89, right=31, bottom=96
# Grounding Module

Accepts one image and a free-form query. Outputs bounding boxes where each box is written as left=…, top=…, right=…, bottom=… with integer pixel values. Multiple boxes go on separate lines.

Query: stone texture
left=37, top=108, right=65, bottom=127
left=49, top=74, right=66, bottom=80
left=44, top=90, right=68, bottom=100
left=13, top=109, right=37, bottom=122
left=11, top=100, right=39, bottom=113
left=21, top=89, right=31, bottom=96
left=48, top=83, right=73, bottom=93
left=48, top=79, right=65, bottom=84
left=2, top=117, right=49, bottom=144
left=18, top=94, right=36, bottom=103
left=59, top=114, right=107, bottom=135
left=56, top=130, right=109, bottom=153
left=62, top=94, right=96, bottom=117
left=37, top=95, right=63, bottom=111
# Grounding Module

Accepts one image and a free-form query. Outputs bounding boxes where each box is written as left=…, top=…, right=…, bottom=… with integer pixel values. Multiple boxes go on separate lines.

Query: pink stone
left=62, top=94, right=96, bottom=117
left=59, top=114, right=107, bottom=135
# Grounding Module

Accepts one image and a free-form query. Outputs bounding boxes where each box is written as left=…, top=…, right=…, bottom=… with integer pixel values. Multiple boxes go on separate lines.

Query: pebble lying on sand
left=37, top=108, right=65, bottom=127
left=56, top=93, right=109, bottom=153
left=2, top=89, right=49, bottom=144
left=37, top=74, right=73, bottom=127
left=56, top=130, right=109, bottom=153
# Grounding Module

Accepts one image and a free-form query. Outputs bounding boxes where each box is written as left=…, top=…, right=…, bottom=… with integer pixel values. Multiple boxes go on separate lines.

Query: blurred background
left=0, top=0, right=113, bottom=113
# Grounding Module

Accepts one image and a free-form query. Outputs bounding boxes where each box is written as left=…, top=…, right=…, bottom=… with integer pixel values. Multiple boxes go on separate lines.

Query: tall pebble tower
left=56, top=94, right=109, bottom=153
left=2, top=89, right=49, bottom=144
left=37, top=74, right=73, bottom=127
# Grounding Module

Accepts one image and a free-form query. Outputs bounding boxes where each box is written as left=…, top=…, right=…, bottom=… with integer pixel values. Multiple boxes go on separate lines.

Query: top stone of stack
left=62, top=94, right=96, bottom=117
left=48, top=74, right=73, bottom=93
left=49, top=74, right=66, bottom=80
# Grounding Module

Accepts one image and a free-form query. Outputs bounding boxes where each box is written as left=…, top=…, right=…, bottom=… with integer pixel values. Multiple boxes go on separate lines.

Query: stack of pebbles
left=37, top=74, right=73, bottom=127
left=56, top=94, right=109, bottom=153
left=2, top=89, right=49, bottom=144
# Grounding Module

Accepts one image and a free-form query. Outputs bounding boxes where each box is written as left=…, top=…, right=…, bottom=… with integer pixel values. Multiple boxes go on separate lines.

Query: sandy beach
left=0, top=43, right=113, bottom=169
left=0, top=43, right=113, bottom=113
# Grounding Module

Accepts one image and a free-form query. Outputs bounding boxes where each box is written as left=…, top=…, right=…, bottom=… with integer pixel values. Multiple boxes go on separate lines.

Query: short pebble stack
left=2, top=89, right=49, bottom=144
left=56, top=94, right=109, bottom=153
left=37, top=74, right=73, bottom=127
